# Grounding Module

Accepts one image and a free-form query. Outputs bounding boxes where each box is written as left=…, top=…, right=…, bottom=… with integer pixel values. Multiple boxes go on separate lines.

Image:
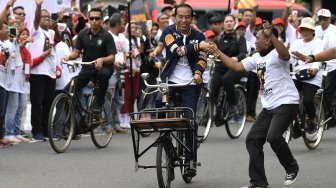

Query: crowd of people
left=1, top=0, right=336, bottom=187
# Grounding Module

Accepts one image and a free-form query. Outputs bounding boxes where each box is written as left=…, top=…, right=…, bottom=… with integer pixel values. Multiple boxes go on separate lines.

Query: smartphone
left=51, top=13, right=58, bottom=21
left=64, top=8, right=74, bottom=14
left=8, top=26, right=16, bottom=37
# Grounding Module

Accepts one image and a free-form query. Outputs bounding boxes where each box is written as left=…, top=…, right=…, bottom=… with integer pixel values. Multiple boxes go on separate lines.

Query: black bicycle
left=284, top=67, right=327, bottom=150
left=48, top=60, right=114, bottom=153
left=130, top=74, right=199, bottom=188
left=196, top=56, right=247, bottom=142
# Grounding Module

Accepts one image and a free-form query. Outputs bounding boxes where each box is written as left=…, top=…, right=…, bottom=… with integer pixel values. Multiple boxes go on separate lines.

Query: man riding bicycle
left=63, top=8, right=117, bottom=114
left=155, top=3, right=210, bottom=178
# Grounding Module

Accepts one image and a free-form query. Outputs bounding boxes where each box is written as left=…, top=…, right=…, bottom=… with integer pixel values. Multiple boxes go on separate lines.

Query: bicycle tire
left=225, top=86, right=247, bottom=139
left=90, top=92, right=114, bottom=148
left=138, top=88, right=157, bottom=137
left=198, top=98, right=213, bottom=143
left=302, top=94, right=325, bottom=150
left=157, top=142, right=173, bottom=188
left=48, top=93, right=75, bottom=153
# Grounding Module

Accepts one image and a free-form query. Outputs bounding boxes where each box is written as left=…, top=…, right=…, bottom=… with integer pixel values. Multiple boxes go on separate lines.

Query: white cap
left=317, top=9, right=331, bottom=18
left=103, top=16, right=109, bottom=23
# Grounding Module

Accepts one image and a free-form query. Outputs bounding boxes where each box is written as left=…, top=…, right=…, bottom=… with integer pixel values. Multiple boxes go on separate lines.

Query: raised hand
left=262, top=20, right=273, bottom=37
left=291, top=51, right=314, bottom=63
left=36, top=0, right=43, bottom=5
left=7, top=0, right=16, bottom=7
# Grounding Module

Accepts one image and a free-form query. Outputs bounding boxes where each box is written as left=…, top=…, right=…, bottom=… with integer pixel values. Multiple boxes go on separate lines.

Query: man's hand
left=95, top=58, right=104, bottom=70
left=61, top=56, right=69, bottom=63
left=114, top=61, right=123, bottom=71
left=262, top=21, right=273, bottom=37
left=43, top=49, right=52, bottom=57
left=36, top=0, right=43, bottom=5
left=199, top=41, right=213, bottom=51
left=310, top=68, right=318, bottom=75
left=7, top=0, right=16, bottom=7
left=50, top=20, right=58, bottom=31
left=291, top=51, right=313, bottom=63
left=149, top=51, right=157, bottom=58
left=194, top=73, right=202, bottom=85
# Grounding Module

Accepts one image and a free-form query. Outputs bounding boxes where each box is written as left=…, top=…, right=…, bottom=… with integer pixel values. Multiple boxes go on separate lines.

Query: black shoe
left=292, top=124, right=302, bottom=139
left=183, top=167, right=197, bottom=178
left=284, top=171, right=298, bottom=186
left=307, top=117, right=318, bottom=134
left=91, top=103, right=102, bottom=114
left=241, top=184, right=270, bottom=188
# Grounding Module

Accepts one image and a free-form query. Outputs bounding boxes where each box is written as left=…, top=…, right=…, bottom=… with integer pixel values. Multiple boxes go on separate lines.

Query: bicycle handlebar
left=62, top=60, right=96, bottom=66
left=141, top=73, right=194, bottom=94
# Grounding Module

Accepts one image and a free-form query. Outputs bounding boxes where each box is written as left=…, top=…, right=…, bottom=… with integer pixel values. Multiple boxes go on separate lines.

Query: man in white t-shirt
left=107, top=13, right=128, bottom=133
left=28, top=0, right=57, bottom=141
left=209, top=22, right=299, bottom=188
left=314, top=8, right=336, bottom=127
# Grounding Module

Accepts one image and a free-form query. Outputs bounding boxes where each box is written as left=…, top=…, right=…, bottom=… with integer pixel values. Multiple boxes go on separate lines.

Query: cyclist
left=158, top=3, right=209, bottom=178
left=208, top=21, right=300, bottom=188
left=212, top=14, right=247, bottom=122
left=63, top=8, right=117, bottom=114
left=289, top=17, right=323, bottom=136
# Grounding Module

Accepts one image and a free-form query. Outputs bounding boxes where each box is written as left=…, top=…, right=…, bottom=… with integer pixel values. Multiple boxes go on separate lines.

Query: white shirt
left=28, top=26, right=56, bottom=78
left=286, top=23, right=297, bottom=45
left=0, top=40, right=13, bottom=90
left=245, top=25, right=256, bottom=49
left=110, top=32, right=127, bottom=64
left=322, top=32, right=336, bottom=72
left=55, top=41, right=74, bottom=90
left=242, top=49, right=299, bottom=110
left=7, top=42, right=28, bottom=93
left=289, top=38, right=324, bottom=87
left=169, top=34, right=194, bottom=84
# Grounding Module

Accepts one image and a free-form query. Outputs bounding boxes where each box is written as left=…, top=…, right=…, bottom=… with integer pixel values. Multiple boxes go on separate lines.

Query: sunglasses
left=318, top=16, right=329, bottom=21
left=89, top=17, right=101, bottom=21
left=15, top=13, right=26, bottom=17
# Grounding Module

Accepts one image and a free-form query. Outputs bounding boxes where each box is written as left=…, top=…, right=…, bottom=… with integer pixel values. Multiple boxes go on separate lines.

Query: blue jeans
left=108, top=74, right=122, bottom=129
left=5, top=92, right=27, bottom=136
left=0, top=86, right=8, bottom=139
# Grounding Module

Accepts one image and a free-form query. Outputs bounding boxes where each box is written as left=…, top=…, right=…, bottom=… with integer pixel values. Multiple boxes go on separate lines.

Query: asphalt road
left=1, top=123, right=336, bottom=188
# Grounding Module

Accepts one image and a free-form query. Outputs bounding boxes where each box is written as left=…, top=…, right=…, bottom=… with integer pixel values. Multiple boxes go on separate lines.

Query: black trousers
left=65, top=65, right=113, bottom=106
left=211, top=69, right=242, bottom=105
left=246, top=104, right=299, bottom=187
left=323, top=69, right=336, bottom=119
left=293, top=80, right=319, bottom=119
left=29, top=75, right=56, bottom=136
left=246, top=72, right=260, bottom=117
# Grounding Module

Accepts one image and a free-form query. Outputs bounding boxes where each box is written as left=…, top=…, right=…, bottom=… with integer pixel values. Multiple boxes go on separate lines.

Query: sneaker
left=246, top=115, right=256, bottom=122
left=183, top=167, right=197, bottom=178
left=15, top=135, right=31, bottom=142
left=114, top=128, right=128, bottom=134
left=5, top=136, right=22, bottom=144
left=32, top=132, right=46, bottom=142
left=241, top=184, right=269, bottom=188
left=284, top=171, right=298, bottom=186
left=120, top=122, right=131, bottom=129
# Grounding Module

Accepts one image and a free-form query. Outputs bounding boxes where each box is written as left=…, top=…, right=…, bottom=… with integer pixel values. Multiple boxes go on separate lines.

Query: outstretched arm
left=0, top=0, right=16, bottom=26
left=33, top=0, right=44, bottom=30
left=292, top=48, right=336, bottom=63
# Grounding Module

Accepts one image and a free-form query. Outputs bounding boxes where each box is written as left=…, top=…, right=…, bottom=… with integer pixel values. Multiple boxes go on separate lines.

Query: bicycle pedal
left=196, top=162, right=201, bottom=167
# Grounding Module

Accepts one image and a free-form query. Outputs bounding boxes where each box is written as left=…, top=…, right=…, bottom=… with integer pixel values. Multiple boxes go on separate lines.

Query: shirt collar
left=175, top=25, right=191, bottom=36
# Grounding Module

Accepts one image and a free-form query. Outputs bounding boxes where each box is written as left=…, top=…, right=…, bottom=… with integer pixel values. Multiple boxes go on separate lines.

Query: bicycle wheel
left=225, top=86, right=247, bottom=139
left=157, top=141, right=173, bottom=188
left=90, top=92, right=114, bottom=148
left=48, top=93, right=75, bottom=153
left=138, top=88, right=157, bottom=137
left=197, top=97, right=213, bottom=143
left=302, top=94, right=325, bottom=150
